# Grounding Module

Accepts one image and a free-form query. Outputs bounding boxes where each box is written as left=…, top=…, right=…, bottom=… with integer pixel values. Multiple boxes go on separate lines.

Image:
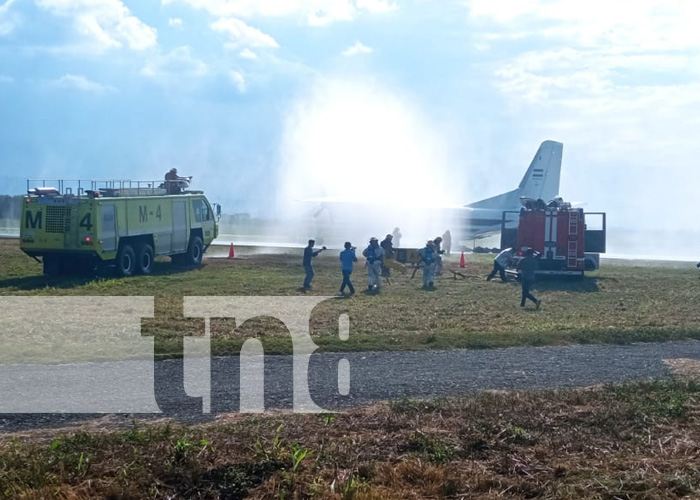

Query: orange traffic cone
left=459, top=251, right=466, bottom=268
left=228, top=242, right=235, bottom=259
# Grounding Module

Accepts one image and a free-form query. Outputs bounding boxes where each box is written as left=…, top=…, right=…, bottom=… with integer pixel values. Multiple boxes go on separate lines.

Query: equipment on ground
left=20, top=178, right=220, bottom=276
left=500, top=199, right=606, bottom=278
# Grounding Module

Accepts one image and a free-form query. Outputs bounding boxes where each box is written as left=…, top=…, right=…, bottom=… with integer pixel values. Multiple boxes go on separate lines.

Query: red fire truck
left=500, top=199, right=606, bottom=277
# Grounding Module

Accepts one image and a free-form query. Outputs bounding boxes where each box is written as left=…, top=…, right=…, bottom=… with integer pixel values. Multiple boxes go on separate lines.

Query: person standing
left=164, top=168, right=190, bottom=194
left=392, top=227, right=402, bottom=248
left=362, top=237, right=385, bottom=293
left=339, top=242, right=357, bottom=296
left=302, top=239, right=326, bottom=291
left=487, top=247, right=514, bottom=282
left=433, top=236, right=445, bottom=276
left=517, top=248, right=541, bottom=309
left=417, top=240, right=437, bottom=290
left=442, top=230, right=452, bottom=256
left=380, top=234, right=395, bottom=277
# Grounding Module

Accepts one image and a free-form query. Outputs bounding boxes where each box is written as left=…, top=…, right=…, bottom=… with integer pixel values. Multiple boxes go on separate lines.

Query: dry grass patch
left=1, top=378, right=700, bottom=499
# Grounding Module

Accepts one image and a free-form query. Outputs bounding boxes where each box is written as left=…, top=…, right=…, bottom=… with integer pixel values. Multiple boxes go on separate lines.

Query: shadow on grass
left=532, top=276, right=600, bottom=293
left=0, top=261, right=204, bottom=291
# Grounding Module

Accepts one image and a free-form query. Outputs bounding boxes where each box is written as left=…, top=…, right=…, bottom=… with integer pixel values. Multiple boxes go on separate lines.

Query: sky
left=1, top=0, right=700, bottom=254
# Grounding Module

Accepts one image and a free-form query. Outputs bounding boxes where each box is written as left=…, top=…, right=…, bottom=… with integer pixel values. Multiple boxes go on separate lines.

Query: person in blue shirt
left=302, top=239, right=326, bottom=291
left=339, top=242, right=357, bottom=296
left=362, top=237, right=385, bottom=293
left=417, top=240, right=437, bottom=290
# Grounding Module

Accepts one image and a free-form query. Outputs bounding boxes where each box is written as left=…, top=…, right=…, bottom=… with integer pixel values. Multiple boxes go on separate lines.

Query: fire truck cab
left=500, top=199, right=606, bottom=277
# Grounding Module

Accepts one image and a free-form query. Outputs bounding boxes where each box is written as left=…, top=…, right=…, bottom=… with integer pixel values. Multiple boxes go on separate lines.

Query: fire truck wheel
left=117, top=244, right=136, bottom=277
left=186, top=236, right=204, bottom=265
left=137, top=243, right=154, bottom=275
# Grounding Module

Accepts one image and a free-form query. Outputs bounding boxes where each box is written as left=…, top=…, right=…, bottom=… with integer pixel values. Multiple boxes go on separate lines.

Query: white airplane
left=455, top=139, right=563, bottom=239
left=294, top=140, right=564, bottom=247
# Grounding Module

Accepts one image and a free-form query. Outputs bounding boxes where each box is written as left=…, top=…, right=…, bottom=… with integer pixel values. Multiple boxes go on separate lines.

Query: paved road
left=1, top=340, right=699, bottom=432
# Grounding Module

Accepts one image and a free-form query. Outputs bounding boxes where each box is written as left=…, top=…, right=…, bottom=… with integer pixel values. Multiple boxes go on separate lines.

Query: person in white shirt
left=487, top=247, right=514, bottom=282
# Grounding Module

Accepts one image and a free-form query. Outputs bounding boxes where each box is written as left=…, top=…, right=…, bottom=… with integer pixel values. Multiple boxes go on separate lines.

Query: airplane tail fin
left=517, top=140, right=562, bottom=201
left=467, top=140, right=563, bottom=210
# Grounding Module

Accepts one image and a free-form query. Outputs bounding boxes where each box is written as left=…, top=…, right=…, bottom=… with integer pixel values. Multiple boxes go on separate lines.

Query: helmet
left=370, top=237, right=378, bottom=242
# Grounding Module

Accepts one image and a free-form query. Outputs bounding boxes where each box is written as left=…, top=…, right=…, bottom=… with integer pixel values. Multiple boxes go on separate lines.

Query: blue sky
left=1, top=0, right=700, bottom=242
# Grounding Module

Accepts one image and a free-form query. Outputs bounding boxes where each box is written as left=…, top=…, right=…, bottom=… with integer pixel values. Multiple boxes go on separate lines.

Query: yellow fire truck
left=20, top=179, right=219, bottom=276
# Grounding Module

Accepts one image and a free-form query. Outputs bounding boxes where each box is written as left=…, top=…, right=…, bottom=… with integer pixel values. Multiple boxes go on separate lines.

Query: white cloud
left=49, top=74, right=116, bottom=93
left=211, top=17, right=278, bottom=49
left=342, top=41, right=373, bottom=56
left=37, top=0, right=157, bottom=51
left=355, top=0, right=398, bottom=14
left=239, top=47, right=257, bottom=59
left=468, top=0, right=700, bottom=52
left=465, top=0, right=700, bottom=234
left=0, top=0, right=19, bottom=36
left=141, top=46, right=208, bottom=79
left=168, top=17, right=183, bottom=28
left=468, top=1, right=700, bottom=110
left=163, top=0, right=397, bottom=26
left=229, top=70, right=246, bottom=92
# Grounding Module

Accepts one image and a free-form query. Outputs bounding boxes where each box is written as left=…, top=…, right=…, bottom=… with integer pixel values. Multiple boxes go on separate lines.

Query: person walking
left=487, top=247, right=514, bottom=282
left=362, top=237, right=385, bottom=293
left=339, top=242, right=357, bottom=296
left=302, top=239, right=326, bottom=291
left=417, top=240, right=437, bottom=290
left=517, top=248, right=541, bottom=309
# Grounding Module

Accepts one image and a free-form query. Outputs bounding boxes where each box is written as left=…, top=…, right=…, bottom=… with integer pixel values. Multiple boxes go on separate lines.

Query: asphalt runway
left=1, top=340, right=699, bottom=432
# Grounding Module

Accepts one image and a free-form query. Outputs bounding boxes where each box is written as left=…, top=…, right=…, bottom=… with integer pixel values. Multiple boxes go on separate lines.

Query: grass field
left=2, top=377, right=699, bottom=499
left=3, top=240, right=700, bottom=498
left=1, top=239, right=700, bottom=360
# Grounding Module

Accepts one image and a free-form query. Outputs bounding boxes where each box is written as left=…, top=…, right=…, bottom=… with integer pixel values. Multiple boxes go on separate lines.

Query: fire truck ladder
left=567, top=211, right=579, bottom=269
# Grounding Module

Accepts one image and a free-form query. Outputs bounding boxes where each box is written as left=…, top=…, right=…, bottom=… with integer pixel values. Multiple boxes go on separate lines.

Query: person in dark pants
left=517, top=248, right=541, bottom=309
left=339, top=242, right=357, bottom=295
left=380, top=234, right=395, bottom=278
left=487, top=247, right=514, bottom=282
left=302, top=239, right=325, bottom=291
